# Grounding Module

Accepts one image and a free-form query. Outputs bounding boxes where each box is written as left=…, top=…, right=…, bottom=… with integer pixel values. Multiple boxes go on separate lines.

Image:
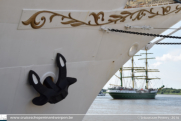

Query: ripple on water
left=86, top=94, right=181, bottom=114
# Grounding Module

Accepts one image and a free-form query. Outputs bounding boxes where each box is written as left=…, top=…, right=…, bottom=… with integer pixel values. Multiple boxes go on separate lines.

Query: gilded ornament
left=22, top=5, right=181, bottom=29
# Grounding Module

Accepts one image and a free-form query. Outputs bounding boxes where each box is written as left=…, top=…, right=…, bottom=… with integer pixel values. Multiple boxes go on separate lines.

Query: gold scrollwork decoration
left=22, top=5, right=181, bottom=29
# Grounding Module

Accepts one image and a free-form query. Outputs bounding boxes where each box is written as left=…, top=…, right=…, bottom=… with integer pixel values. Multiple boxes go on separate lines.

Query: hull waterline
left=108, top=93, right=157, bottom=99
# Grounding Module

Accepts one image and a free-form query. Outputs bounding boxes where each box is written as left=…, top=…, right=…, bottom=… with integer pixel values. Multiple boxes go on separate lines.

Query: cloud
left=152, top=52, right=181, bottom=67
left=156, top=53, right=181, bottom=62
left=152, top=62, right=162, bottom=67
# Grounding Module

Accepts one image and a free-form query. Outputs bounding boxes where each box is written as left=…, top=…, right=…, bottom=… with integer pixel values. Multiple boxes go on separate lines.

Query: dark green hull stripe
left=108, top=93, right=157, bottom=99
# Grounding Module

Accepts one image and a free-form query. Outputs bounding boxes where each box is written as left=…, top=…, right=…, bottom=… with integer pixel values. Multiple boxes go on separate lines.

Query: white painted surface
left=59, top=57, right=65, bottom=67
left=150, top=91, right=158, bottom=93
left=0, top=0, right=128, bottom=24
left=32, top=74, right=38, bottom=84
left=107, top=90, right=137, bottom=93
left=0, top=1, right=181, bottom=121
left=40, top=72, right=56, bottom=83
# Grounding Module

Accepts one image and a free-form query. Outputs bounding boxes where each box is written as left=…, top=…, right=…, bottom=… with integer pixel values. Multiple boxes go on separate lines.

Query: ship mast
left=131, top=57, right=134, bottom=88
left=123, top=55, right=145, bottom=88
left=145, top=49, right=148, bottom=89
left=115, top=68, right=123, bottom=87
left=138, top=49, right=160, bottom=89
left=120, top=68, right=123, bottom=87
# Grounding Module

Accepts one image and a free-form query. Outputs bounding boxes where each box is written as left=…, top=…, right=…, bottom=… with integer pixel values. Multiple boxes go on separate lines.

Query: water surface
left=86, top=94, right=181, bottom=114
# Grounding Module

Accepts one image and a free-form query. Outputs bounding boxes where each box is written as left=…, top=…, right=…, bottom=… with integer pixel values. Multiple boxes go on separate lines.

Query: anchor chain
left=156, top=43, right=181, bottom=45
left=108, top=29, right=181, bottom=39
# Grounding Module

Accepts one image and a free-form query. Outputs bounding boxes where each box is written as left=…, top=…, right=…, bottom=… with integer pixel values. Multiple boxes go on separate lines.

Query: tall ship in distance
left=107, top=49, right=165, bottom=99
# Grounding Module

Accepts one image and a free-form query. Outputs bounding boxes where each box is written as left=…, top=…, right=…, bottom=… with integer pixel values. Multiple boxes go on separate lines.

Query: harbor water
left=83, top=94, right=181, bottom=121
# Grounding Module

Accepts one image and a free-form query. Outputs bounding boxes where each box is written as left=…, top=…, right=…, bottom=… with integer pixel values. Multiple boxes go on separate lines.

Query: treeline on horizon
left=158, top=88, right=181, bottom=95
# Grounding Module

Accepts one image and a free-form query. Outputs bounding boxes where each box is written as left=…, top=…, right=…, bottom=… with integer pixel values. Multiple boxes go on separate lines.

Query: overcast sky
left=104, top=21, right=181, bottom=89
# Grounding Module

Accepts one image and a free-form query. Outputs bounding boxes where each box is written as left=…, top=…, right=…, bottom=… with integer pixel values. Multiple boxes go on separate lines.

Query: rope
left=108, top=29, right=181, bottom=39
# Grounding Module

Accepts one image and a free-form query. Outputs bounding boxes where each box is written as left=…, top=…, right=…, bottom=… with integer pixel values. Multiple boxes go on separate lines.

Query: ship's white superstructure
left=0, top=0, right=181, bottom=120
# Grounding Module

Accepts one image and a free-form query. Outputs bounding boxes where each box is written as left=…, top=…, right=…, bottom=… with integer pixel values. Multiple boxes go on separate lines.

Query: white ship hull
left=0, top=0, right=181, bottom=120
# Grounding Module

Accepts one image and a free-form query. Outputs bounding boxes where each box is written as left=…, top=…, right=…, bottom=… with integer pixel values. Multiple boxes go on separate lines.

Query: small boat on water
left=98, top=89, right=106, bottom=96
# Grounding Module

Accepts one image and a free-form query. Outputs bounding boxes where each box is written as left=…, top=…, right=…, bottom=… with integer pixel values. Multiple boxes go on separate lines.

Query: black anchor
left=29, top=53, right=77, bottom=106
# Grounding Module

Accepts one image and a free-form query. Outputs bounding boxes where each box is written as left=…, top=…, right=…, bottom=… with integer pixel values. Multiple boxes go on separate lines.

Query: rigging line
left=152, top=81, right=157, bottom=88
left=139, top=81, right=143, bottom=89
